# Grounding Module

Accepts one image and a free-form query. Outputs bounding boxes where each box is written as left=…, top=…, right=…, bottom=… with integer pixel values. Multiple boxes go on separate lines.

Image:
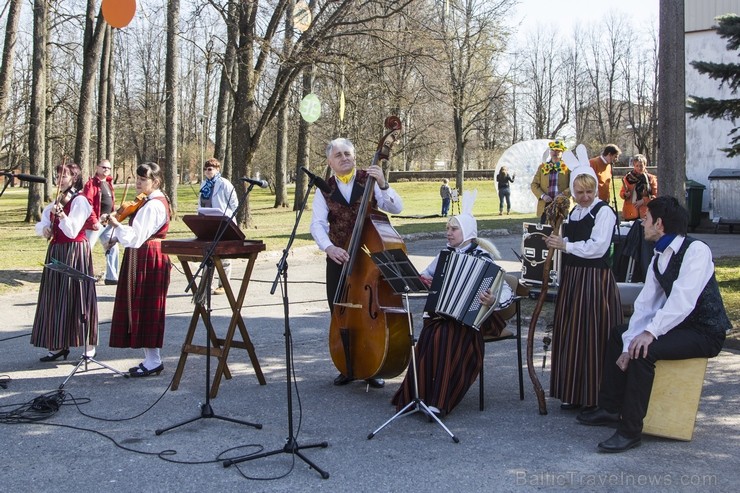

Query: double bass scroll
left=328, top=116, right=411, bottom=382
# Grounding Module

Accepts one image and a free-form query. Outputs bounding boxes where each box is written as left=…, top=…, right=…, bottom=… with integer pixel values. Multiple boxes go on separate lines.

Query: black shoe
left=366, top=378, right=385, bottom=389
left=104, top=279, right=118, bottom=285
left=40, top=349, right=70, bottom=362
left=598, top=431, right=641, bottom=453
left=576, top=407, right=620, bottom=426
left=129, top=363, right=164, bottom=378
left=333, top=373, right=355, bottom=386
left=560, top=403, right=582, bottom=410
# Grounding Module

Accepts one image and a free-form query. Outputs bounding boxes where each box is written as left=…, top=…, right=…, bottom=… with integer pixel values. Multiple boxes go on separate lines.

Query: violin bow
left=525, top=195, right=570, bottom=415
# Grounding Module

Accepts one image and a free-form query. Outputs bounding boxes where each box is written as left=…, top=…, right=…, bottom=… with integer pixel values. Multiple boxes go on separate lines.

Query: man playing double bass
left=309, top=137, right=404, bottom=389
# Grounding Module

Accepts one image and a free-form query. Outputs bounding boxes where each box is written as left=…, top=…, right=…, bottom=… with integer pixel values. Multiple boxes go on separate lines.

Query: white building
left=685, top=0, right=740, bottom=211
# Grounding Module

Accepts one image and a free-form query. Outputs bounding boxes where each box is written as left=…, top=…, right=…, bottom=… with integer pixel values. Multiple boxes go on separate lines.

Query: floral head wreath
left=548, top=139, right=567, bottom=152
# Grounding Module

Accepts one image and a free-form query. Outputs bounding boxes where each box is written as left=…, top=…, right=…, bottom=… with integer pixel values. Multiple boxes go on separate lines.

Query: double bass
left=329, top=116, right=411, bottom=382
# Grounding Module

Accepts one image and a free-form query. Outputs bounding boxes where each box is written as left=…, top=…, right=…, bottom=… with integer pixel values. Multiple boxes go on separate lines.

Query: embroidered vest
left=321, top=169, right=377, bottom=249
left=653, top=237, right=729, bottom=343
left=563, top=201, right=614, bottom=268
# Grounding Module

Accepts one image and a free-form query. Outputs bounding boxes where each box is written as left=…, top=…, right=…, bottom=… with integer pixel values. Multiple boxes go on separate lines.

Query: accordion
left=423, top=250, right=506, bottom=330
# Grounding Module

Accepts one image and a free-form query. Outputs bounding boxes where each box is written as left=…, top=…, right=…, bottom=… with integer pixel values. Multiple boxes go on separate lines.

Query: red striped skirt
left=549, top=265, right=623, bottom=407
left=31, top=241, right=98, bottom=350
left=392, top=316, right=483, bottom=415
left=109, top=241, right=171, bottom=348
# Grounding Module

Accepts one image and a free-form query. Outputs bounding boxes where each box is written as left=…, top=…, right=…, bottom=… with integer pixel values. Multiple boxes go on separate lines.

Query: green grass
left=1, top=181, right=739, bottom=344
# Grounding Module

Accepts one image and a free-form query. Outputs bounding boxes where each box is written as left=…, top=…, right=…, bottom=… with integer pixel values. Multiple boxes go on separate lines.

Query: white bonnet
left=563, top=144, right=598, bottom=191
left=453, top=189, right=478, bottom=242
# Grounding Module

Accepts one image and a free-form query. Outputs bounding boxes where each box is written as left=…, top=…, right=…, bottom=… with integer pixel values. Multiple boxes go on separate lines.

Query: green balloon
left=299, top=94, right=321, bottom=123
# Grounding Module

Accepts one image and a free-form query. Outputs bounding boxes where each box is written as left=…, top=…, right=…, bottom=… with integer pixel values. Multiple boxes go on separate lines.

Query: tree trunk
left=165, top=0, right=180, bottom=214
left=73, top=1, right=106, bottom=177
left=26, top=0, right=47, bottom=223
left=96, top=24, right=112, bottom=166
left=273, top=2, right=294, bottom=209
left=0, top=0, right=22, bottom=146
left=293, top=65, right=315, bottom=211
left=106, top=29, right=116, bottom=171
left=658, top=0, right=686, bottom=203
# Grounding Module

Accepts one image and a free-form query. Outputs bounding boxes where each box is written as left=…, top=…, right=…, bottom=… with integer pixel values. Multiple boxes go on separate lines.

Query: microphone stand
left=223, top=175, right=329, bottom=479
left=156, top=183, right=261, bottom=435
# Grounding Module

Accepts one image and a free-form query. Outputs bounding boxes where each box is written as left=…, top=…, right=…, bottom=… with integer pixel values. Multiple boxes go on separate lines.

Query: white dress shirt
left=36, top=195, right=92, bottom=240
left=621, top=236, right=715, bottom=352
left=562, top=200, right=615, bottom=259
left=113, top=190, right=168, bottom=249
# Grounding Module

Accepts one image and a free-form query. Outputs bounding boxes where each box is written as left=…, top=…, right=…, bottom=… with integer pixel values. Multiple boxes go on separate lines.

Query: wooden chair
left=478, top=274, right=529, bottom=410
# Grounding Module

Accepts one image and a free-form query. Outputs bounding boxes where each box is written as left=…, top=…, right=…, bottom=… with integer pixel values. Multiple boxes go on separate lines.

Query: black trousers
left=599, top=323, right=723, bottom=438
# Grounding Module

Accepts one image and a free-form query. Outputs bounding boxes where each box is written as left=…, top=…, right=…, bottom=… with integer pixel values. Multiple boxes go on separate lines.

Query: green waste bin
left=685, top=180, right=705, bottom=231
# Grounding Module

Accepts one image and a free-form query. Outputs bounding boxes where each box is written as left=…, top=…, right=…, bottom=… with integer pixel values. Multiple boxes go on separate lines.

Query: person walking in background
left=620, top=154, right=658, bottom=221
left=439, top=178, right=452, bottom=216
left=106, top=162, right=172, bottom=378
left=198, top=158, right=239, bottom=295
left=589, top=144, right=622, bottom=205
left=576, top=196, right=727, bottom=452
left=530, top=139, right=571, bottom=222
left=496, top=166, right=515, bottom=215
left=33, top=163, right=98, bottom=362
left=545, top=164, right=623, bottom=411
left=82, top=159, right=119, bottom=286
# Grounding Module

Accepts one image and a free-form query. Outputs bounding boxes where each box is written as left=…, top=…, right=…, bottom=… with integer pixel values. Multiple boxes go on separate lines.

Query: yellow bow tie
left=336, top=171, right=354, bottom=184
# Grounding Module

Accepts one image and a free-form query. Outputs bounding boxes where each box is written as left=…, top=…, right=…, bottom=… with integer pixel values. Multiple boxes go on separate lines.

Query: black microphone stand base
left=59, top=355, right=129, bottom=390
left=223, top=436, right=330, bottom=479
left=155, top=402, right=262, bottom=436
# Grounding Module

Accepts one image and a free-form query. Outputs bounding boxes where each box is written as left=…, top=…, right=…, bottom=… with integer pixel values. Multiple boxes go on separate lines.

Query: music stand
left=156, top=186, right=261, bottom=435
left=43, top=258, right=128, bottom=388
left=366, top=249, right=460, bottom=443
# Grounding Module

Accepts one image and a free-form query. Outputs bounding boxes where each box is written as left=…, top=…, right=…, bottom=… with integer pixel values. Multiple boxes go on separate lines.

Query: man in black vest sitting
left=577, top=196, right=728, bottom=452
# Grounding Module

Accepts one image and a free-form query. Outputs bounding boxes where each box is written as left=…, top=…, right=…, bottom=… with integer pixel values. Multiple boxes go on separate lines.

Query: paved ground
left=0, top=232, right=737, bottom=492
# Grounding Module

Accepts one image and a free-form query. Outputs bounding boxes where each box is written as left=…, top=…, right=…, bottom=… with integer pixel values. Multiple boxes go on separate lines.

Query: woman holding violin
left=106, top=162, right=172, bottom=377
left=309, top=137, right=404, bottom=389
left=32, top=162, right=98, bottom=362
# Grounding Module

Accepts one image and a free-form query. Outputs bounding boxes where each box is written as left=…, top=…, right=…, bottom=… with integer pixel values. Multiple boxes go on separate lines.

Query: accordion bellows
left=424, top=250, right=505, bottom=330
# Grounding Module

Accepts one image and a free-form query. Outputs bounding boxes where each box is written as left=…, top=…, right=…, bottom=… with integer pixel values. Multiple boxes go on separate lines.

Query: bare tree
left=164, top=0, right=180, bottom=213
left=26, top=0, right=48, bottom=222
left=73, top=0, right=106, bottom=176
left=273, top=1, right=295, bottom=209
left=96, top=24, right=112, bottom=165
left=0, top=0, right=22, bottom=148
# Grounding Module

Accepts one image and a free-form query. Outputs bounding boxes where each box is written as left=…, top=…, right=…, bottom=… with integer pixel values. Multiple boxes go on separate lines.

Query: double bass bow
left=329, top=116, right=411, bottom=382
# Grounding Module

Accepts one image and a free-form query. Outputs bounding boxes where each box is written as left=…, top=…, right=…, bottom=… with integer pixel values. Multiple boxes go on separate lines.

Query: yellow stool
left=643, top=358, right=708, bottom=441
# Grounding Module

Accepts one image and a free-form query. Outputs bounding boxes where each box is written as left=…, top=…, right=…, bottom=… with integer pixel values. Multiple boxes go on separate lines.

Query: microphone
left=1, top=171, right=47, bottom=184
left=300, top=166, right=331, bottom=194
left=240, top=177, right=269, bottom=188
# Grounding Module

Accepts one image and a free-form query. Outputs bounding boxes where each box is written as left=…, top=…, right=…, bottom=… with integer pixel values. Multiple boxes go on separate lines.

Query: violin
left=99, top=192, right=147, bottom=252
left=52, top=187, right=79, bottom=216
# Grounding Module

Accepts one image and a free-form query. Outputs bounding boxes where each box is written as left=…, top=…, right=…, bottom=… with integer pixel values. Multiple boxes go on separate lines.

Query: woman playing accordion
left=392, top=190, right=514, bottom=417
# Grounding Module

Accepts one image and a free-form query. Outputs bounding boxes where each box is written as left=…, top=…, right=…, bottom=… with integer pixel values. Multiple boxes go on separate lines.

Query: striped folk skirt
left=109, top=241, right=171, bottom=348
left=392, top=316, right=483, bottom=415
left=31, top=241, right=98, bottom=350
left=549, top=265, right=623, bottom=407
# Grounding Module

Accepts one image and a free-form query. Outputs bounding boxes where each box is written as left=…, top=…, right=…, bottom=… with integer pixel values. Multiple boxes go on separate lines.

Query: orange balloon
left=101, top=0, right=136, bottom=29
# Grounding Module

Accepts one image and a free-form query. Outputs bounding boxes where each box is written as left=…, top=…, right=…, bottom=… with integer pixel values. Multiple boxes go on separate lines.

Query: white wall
left=685, top=25, right=740, bottom=211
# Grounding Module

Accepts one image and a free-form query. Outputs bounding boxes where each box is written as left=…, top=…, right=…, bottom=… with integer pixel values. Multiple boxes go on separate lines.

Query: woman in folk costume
left=106, top=162, right=172, bottom=377
left=392, top=190, right=514, bottom=417
left=32, top=163, right=98, bottom=362
left=545, top=145, right=623, bottom=410
left=530, top=139, right=571, bottom=222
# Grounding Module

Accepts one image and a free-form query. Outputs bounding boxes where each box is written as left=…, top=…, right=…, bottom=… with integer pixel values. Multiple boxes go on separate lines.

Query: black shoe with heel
left=129, top=363, right=164, bottom=377
left=40, top=349, right=70, bottom=362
